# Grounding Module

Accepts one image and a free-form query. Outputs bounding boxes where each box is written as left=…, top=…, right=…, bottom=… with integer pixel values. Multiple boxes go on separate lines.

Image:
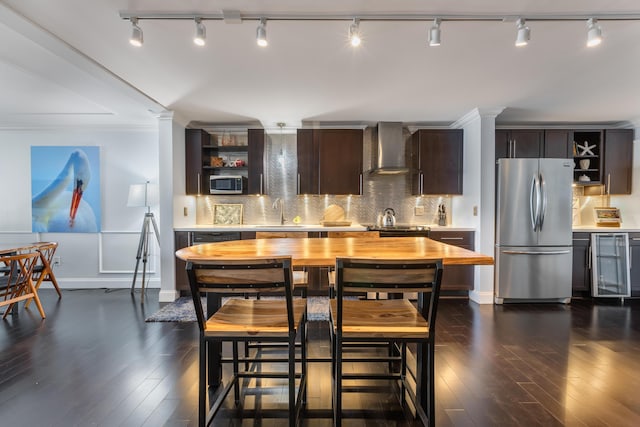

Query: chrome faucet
left=272, top=198, right=286, bottom=225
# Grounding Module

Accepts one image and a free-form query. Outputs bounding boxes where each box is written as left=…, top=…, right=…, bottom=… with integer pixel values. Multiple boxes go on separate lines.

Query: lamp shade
left=127, top=182, right=159, bottom=207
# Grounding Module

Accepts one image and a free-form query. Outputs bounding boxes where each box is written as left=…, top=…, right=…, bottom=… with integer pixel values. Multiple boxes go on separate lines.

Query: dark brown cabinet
left=185, top=128, right=264, bottom=195
left=247, top=129, right=265, bottom=194
left=630, top=233, right=640, bottom=297
left=185, top=129, right=208, bottom=195
left=572, top=233, right=591, bottom=295
left=174, top=231, right=190, bottom=293
left=296, top=129, right=363, bottom=195
left=495, top=129, right=543, bottom=159
left=429, top=230, right=474, bottom=291
left=410, top=129, right=463, bottom=195
left=543, top=130, right=573, bottom=158
left=602, top=129, right=633, bottom=195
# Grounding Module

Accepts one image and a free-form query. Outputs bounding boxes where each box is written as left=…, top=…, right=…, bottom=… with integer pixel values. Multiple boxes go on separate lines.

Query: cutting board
left=322, top=204, right=345, bottom=221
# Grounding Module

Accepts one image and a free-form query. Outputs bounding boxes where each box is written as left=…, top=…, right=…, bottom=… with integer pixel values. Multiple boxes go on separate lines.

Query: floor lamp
left=127, top=181, right=160, bottom=302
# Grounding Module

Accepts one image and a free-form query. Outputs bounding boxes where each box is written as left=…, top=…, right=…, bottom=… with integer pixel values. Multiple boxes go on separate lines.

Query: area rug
left=145, top=296, right=330, bottom=322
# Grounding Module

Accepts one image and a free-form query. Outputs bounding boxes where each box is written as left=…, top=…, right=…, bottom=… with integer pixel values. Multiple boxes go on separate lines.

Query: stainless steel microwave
left=209, top=175, right=244, bottom=194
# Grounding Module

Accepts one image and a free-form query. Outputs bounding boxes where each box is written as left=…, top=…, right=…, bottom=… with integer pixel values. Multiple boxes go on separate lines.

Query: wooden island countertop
left=175, top=236, right=493, bottom=267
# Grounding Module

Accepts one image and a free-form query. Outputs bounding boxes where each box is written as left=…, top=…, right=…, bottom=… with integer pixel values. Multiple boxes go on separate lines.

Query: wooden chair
left=255, top=232, right=309, bottom=294
left=186, top=257, right=307, bottom=427
left=326, top=231, right=380, bottom=298
left=329, top=257, right=443, bottom=426
left=24, top=242, right=61, bottom=309
left=0, top=252, right=46, bottom=319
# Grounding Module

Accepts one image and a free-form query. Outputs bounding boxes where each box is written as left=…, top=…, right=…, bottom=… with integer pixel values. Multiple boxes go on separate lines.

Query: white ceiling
left=2, top=0, right=640, bottom=129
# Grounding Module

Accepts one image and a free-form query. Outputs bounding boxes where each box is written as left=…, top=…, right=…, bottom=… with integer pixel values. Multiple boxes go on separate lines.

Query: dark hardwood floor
left=2, top=289, right=640, bottom=426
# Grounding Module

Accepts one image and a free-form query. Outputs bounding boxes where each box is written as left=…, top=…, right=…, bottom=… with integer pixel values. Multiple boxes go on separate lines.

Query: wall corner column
left=157, top=110, right=180, bottom=302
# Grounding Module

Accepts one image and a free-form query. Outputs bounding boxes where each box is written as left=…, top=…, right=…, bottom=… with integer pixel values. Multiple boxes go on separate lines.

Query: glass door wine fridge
left=591, top=233, right=630, bottom=298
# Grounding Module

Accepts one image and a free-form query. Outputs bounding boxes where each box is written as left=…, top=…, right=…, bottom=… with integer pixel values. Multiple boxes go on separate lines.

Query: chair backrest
left=0, top=252, right=39, bottom=304
left=186, top=257, right=295, bottom=332
left=35, top=242, right=58, bottom=264
left=256, top=232, right=309, bottom=239
left=334, top=257, right=443, bottom=331
left=327, top=231, right=380, bottom=238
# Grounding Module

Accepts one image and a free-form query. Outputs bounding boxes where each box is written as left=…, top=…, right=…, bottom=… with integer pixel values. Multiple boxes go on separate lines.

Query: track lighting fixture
left=349, top=18, right=361, bottom=47
left=586, top=18, right=602, bottom=47
left=429, top=18, right=441, bottom=46
left=256, top=18, right=268, bottom=47
left=194, top=18, right=206, bottom=46
left=120, top=11, right=630, bottom=49
left=515, top=18, right=530, bottom=47
left=129, top=18, right=143, bottom=47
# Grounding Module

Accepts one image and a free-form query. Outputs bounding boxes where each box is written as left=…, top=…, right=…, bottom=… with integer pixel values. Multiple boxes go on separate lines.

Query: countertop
left=173, top=224, right=476, bottom=232
left=573, top=225, right=640, bottom=233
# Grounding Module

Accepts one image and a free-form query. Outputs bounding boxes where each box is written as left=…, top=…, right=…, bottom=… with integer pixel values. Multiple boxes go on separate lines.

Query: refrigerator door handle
left=538, top=173, right=547, bottom=230
left=529, top=175, right=538, bottom=231
left=502, top=250, right=572, bottom=255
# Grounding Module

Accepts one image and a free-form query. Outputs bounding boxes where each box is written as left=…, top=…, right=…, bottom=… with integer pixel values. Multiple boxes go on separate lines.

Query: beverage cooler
left=591, top=233, right=631, bottom=298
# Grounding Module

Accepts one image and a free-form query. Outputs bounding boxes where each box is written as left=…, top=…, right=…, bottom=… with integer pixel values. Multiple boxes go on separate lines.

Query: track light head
left=349, top=18, right=361, bottom=47
left=515, top=18, right=530, bottom=47
left=256, top=18, right=268, bottom=47
left=429, top=18, right=441, bottom=47
left=194, top=18, right=206, bottom=46
left=129, top=18, right=143, bottom=47
left=586, top=18, right=602, bottom=47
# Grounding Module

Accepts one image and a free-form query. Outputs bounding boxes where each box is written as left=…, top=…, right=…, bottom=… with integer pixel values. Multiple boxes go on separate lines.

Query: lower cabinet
left=429, top=230, right=475, bottom=291
left=572, top=233, right=591, bottom=296
left=630, top=233, right=640, bottom=297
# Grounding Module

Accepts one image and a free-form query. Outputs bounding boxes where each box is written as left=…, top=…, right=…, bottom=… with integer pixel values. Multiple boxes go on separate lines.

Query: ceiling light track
left=119, top=11, right=640, bottom=23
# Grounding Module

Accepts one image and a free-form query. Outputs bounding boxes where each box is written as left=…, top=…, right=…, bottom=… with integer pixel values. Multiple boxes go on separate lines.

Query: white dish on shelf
left=578, top=174, right=591, bottom=182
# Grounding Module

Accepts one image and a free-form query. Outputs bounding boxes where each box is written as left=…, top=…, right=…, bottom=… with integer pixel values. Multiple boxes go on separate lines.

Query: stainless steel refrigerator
left=495, top=158, right=573, bottom=304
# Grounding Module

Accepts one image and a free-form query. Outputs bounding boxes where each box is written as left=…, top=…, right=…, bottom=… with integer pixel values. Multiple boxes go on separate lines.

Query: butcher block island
left=175, top=236, right=493, bottom=268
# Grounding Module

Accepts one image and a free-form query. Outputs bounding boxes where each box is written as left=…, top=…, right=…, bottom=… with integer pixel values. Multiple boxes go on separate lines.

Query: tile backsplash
left=196, top=132, right=452, bottom=226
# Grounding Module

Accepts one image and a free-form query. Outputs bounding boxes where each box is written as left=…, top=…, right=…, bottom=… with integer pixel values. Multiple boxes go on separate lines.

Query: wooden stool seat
left=329, top=299, right=428, bottom=339
left=206, top=298, right=306, bottom=337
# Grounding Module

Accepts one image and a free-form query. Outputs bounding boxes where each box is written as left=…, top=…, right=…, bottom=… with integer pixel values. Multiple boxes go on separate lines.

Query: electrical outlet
left=183, top=206, right=188, bottom=216
left=473, top=206, right=478, bottom=216
left=53, top=256, right=61, bottom=266
left=414, top=206, right=425, bottom=216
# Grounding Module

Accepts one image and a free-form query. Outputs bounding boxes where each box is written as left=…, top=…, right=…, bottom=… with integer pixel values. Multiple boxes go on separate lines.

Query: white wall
left=0, top=127, right=160, bottom=289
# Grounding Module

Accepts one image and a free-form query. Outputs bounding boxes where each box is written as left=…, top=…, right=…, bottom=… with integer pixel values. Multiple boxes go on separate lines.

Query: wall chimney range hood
left=368, top=122, right=409, bottom=175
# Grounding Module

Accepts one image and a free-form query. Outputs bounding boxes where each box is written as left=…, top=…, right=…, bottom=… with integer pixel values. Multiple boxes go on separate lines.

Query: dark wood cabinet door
left=429, top=231, right=474, bottom=291
left=544, top=130, right=572, bottom=158
left=510, top=130, right=543, bottom=158
left=572, top=233, right=591, bottom=294
left=185, top=129, right=208, bottom=195
left=496, top=130, right=542, bottom=159
left=174, top=231, right=190, bottom=293
left=630, top=234, right=640, bottom=297
left=296, top=129, right=317, bottom=194
left=495, top=129, right=510, bottom=160
left=317, top=129, right=363, bottom=195
left=603, top=129, right=633, bottom=195
left=247, top=129, right=265, bottom=194
left=412, top=129, right=463, bottom=195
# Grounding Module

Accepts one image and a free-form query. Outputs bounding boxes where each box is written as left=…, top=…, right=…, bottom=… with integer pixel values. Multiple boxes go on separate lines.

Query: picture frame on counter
left=213, top=203, right=243, bottom=225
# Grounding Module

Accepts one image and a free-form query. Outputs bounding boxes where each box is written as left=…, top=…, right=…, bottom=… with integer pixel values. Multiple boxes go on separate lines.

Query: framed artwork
left=213, top=204, right=243, bottom=225
left=31, top=146, right=101, bottom=232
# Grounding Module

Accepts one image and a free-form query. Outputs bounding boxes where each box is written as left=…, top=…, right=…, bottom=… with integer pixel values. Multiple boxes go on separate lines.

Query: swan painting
left=31, top=146, right=100, bottom=233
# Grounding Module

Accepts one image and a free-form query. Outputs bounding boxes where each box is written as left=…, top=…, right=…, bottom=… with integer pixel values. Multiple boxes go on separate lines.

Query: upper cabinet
left=297, top=129, right=363, bottom=195
left=185, top=128, right=265, bottom=195
left=602, top=129, right=633, bottom=195
left=495, top=129, right=543, bottom=159
left=543, top=130, right=573, bottom=158
left=410, top=129, right=463, bottom=195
